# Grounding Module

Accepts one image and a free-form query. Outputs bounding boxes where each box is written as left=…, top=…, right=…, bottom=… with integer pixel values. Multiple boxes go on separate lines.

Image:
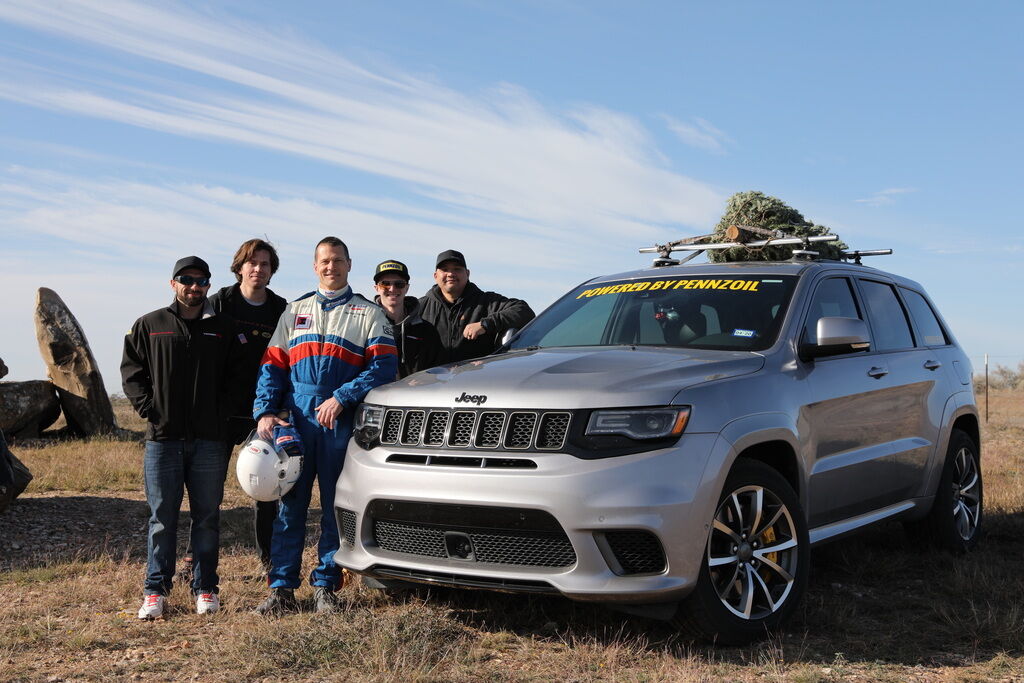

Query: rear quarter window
left=900, top=288, right=950, bottom=347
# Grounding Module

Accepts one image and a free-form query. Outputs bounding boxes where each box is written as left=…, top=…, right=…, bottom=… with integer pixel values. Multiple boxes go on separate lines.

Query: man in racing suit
left=253, top=236, right=397, bottom=614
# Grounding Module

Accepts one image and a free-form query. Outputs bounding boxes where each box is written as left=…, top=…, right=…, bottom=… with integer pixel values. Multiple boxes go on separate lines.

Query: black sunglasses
left=377, top=279, right=408, bottom=289
left=174, top=275, right=211, bottom=287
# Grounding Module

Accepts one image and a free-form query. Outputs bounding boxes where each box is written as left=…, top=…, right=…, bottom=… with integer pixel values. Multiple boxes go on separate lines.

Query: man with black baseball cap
left=420, top=249, right=535, bottom=364
left=122, top=255, right=242, bottom=619
left=372, top=259, right=442, bottom=378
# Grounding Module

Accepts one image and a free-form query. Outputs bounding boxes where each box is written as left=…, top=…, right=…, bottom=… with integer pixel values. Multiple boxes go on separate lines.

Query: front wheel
left=674, top=459, right=809, bottom=644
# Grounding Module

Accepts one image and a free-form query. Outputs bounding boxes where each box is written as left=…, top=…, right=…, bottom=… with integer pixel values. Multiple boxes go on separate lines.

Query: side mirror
left=801, top=317, right=871, bottom=359
left=499, top=328, right=518, bottom=347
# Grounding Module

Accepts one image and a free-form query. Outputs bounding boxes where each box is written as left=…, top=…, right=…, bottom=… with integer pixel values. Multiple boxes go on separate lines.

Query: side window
left=803, top=277, right=861, bottom=344
left=901, top=288, right=950, bottom=347
left=858, top=279, right=914, bottom=351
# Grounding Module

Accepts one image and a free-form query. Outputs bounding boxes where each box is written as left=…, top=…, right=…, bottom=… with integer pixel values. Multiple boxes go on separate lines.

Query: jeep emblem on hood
left=455, top=392, right=487, bottom=405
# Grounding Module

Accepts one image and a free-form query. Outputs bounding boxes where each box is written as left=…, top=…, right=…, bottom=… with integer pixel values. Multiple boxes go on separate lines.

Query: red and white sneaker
left=196, top=592, right=220, bottom=615
left=138, top=594, right=165, bottom=620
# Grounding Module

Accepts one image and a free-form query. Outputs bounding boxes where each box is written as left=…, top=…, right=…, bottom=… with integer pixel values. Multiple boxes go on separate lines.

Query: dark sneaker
left=255, top=588, right=297, bottom=616
left=313, top=586, right=340, bottom=614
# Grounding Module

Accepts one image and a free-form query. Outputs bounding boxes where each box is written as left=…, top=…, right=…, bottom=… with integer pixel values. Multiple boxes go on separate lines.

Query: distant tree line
left=974, top=362, right=1024, bottom=392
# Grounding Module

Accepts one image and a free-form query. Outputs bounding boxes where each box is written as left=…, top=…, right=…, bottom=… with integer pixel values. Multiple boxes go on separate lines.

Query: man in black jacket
left=420, top=249, right=535, bottom=363
left=182, top=239, right=287, bottom=575
left=121, top=256, right=240, bottom=620
left=371, top=259, right=442, bottom=378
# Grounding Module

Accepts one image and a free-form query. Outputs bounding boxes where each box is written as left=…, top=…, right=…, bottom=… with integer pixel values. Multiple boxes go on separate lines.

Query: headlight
left=585, top=407, right=690, bottom=440
left=353, top=403, right=384, bottom=449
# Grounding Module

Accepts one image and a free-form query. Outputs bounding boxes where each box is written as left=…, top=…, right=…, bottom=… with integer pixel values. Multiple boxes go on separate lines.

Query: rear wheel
left=910, top=429, right=982, bottom=552
left=674, top=459, right=809, bottom=644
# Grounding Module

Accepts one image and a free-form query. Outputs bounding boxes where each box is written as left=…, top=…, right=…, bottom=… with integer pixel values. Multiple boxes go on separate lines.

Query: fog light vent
left=604, top=530, right=666, bottom=575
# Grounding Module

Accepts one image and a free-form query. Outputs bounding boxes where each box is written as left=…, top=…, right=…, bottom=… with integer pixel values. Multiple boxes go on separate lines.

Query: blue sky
left=1, top=1, right=1021, bottom=387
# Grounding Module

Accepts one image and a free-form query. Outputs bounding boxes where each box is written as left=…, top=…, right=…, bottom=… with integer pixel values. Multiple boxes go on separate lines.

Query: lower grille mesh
left=370, top=501, right=577, bottom=568
left=469, top=530, right=576, bottom=567
left=374, top=520, right=575, bottom=567
left=338, top=508, right=357, bottom=547
left=375, top=520, right=447, bottom=558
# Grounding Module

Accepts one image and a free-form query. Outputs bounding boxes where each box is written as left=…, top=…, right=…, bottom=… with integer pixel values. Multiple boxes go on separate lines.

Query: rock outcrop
left=0, top=380, right=61, bottom=438
left=0, top=431, right=32, bottom=514
left=34, top=288, right=116, bottom=436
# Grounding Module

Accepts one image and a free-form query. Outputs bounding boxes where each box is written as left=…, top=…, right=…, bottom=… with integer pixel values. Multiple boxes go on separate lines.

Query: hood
left=365, top=346, right=764, bottom=410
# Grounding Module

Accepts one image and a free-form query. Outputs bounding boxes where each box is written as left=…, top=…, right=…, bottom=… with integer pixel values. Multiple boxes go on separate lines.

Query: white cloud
left=0, top=0, right=723, bottom=234
left=853, top=187, right=916, bottom=207
left=662, top=115, right=733, bottom=154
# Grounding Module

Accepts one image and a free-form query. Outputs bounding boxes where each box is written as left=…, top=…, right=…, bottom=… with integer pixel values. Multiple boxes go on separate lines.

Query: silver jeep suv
left=336, top=258, right=981, bottom=643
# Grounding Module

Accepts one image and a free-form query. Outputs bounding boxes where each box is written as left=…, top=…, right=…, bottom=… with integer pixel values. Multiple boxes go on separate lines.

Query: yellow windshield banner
left=576, top=279, right=760, bottom=299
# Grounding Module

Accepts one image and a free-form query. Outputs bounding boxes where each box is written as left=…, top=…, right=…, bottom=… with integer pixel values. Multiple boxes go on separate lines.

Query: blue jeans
left=268, top=392, right=350, bottom=590
left=143, top=439, right=228, bottom=595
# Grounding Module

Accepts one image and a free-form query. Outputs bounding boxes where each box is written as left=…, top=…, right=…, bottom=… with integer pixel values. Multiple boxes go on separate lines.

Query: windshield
left=511, top=275, right=798, bottom=352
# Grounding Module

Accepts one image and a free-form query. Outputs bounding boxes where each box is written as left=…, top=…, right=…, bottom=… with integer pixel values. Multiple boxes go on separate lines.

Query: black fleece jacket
left=419, top=282, right=535, bottom=364
left=209, top=284, right=288, bottom=443
left=121, top=299, right=241, bottom=442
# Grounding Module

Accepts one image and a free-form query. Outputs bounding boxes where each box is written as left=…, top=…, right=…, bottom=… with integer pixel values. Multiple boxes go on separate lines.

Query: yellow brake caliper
left=759, top=526, right=778, bottom=581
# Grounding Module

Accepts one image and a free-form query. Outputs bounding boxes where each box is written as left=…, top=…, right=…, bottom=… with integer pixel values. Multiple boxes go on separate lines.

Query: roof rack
left=640, top=224, right=891, bottom=267
left=640, top=225, right=840, bottom=267
left=839, top=249, right=893, bottom=265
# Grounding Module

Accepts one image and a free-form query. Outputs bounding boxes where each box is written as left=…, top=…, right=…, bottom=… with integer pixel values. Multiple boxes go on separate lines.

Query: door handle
left=867, top=366, right=889, bottom=379
left=923, top=360, right=942, bottom=371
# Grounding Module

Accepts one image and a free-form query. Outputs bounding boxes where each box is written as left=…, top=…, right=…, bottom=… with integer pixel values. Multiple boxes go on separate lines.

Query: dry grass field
left=1, top=394, right=1022, bottom=682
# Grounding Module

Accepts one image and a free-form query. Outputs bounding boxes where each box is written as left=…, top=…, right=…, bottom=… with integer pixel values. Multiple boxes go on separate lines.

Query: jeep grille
left=377, top=408, right=571, bottom=451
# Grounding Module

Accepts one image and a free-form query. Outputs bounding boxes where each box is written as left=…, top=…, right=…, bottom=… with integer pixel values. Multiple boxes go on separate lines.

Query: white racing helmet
left=236, top=429, right=303, bottom=501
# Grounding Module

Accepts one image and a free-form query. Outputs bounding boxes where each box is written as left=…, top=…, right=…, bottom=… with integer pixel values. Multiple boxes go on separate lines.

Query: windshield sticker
left=577, top=279, right=761, bottom=298
left=732, top=329, right=755, bottom=338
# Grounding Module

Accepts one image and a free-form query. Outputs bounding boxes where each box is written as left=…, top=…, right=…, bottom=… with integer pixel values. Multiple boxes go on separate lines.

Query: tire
left=913, top=429, right=983, bottom=553
left=674, top=459, right=810, bottom=645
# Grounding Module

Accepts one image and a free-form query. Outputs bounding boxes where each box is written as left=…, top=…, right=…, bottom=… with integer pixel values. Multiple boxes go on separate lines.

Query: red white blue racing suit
left=254, top=287, right=397, bottom=589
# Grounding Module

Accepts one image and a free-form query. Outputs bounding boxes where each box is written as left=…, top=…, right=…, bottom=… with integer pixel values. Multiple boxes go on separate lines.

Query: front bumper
left=333, top=432, right=724, bottom=604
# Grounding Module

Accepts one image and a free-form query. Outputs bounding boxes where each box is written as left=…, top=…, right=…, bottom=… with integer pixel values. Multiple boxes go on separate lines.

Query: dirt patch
left=0, top=491, right=150, bottom=571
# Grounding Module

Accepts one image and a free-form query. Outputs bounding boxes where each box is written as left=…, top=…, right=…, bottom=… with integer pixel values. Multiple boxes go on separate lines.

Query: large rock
left=0, top=357, right=8, bottom=379
left=0, top=380, right=61, bottom=437
left=0, top=431, right=33, bottom=514
left=34, top=288, right=116, bottom=436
